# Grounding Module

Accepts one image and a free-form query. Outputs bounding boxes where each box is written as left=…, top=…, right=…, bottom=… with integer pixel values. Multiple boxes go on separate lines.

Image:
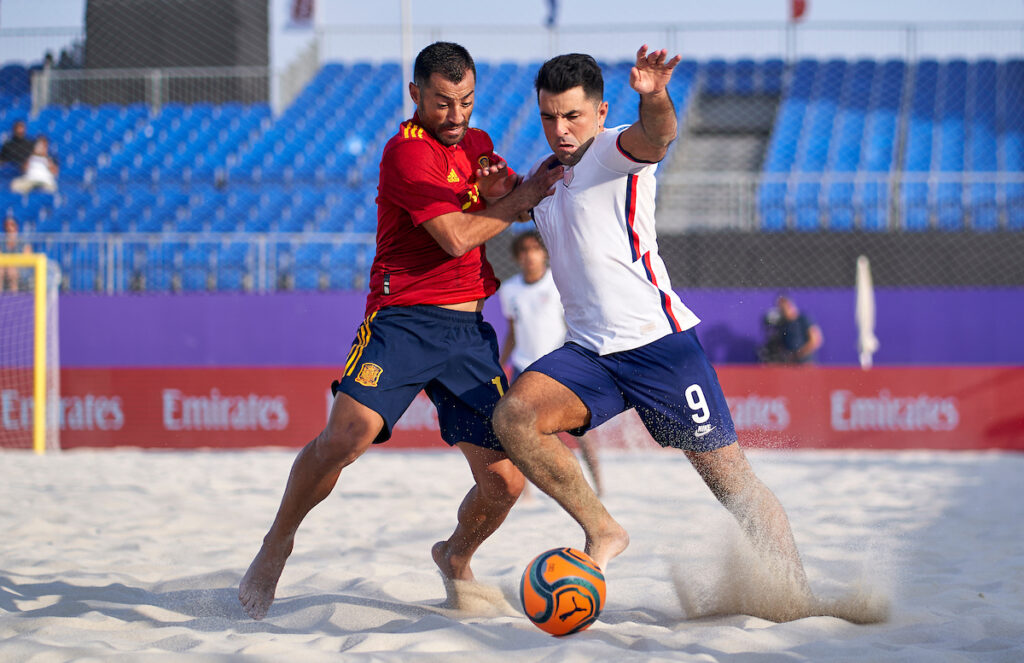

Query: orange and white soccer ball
left=519, top=547, right=606, bottom=636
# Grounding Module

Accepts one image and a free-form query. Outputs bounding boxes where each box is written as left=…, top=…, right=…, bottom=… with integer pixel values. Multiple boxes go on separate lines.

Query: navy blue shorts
left=526, top=329, right=737, bottom=452
left=335, top=305, right=509, bottom=449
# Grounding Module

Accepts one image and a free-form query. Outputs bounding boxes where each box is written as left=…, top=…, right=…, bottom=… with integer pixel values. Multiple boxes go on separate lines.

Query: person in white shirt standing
left=497, top=230, right=602, bottom=495
left=492, top=47, right=812, bottom=605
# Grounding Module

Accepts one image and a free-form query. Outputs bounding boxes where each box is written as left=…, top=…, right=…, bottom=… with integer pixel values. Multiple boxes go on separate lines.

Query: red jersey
left=365, top=114, right=511, bottom=316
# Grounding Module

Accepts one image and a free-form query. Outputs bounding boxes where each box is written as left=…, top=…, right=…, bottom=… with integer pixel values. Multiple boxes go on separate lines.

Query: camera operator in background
left=758, top=294, right=824, bottom=364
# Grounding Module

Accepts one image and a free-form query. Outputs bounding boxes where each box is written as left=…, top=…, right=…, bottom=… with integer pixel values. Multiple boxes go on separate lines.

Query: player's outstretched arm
left=422, top=159, right=562, bottom=257
left=618, top=45, right=681, bottom=163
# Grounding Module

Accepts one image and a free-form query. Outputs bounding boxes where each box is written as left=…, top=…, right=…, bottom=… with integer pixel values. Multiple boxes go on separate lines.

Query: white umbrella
left=856, top=255, right=880, bottom=370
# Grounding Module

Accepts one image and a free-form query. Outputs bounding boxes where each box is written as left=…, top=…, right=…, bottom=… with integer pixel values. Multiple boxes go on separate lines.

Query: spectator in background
left=1, top=212, right=31, bottom=292
left=11, top=135, right=59, bottom=194
left=758, top=294, right=824, bottom=364
left=0, top=120, right=34, bottom=168
left=58, top=49, right=75, bottom=69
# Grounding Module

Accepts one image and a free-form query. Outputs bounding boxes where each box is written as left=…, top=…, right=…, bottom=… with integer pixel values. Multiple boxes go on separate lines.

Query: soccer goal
left=0, top=253, right=60, bottom=453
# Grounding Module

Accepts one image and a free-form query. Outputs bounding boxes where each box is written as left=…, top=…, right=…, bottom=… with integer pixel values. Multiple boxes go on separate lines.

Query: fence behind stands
left=11, top=232, right=375, bottom=294
left=31, top=66, right=270, bottom=113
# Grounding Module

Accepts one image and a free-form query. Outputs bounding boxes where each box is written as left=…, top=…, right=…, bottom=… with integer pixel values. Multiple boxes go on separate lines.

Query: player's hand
left=493, top=156, right=561, bottom=221
left=476, top=157, right=518, bottom=202
left=630, top=45, right=681, bottom=95
left=517, top=156, right=562, bottom=205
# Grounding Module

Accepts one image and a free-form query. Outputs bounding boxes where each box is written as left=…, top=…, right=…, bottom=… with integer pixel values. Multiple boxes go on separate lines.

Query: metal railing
left=18, top=232, right=375, bottom=294
left=30, top=66, right=270, bottom=115
left=11, top=170, right=1023, bottom=294
left=656, top=171, right=1024, bottom=231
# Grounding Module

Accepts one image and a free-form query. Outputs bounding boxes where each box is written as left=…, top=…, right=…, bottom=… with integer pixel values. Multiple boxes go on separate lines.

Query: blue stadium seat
left=69, top=211, right=99, bottom=234
left=859, top=180, right=889, bottom=231
left=793, top=182, right=822, bottom=231
left=120, top=241, right=148, bottom=291
left=827, top=181, right=855, bottom=231
left=38, top=206, right=71, bottom=233
left=1005, top=182, right=1024, bottom=229
left=703, top=59, right=728, bottom=95
left=67, top=244, right=100, bottom=292
left=970, top=182, right=999, bottom=230
left=292, top=243, right=328, bottom=290
left=758, top=181, right=788, bottom=231
left=901, top=181, right=931, bottom=231
left=317, top=205, right=351, bottom=232
left=0, top=64, right=30, bottom=97
left=102, top=208, right=133, bottom=233
left=327, top=243, right=360, bottom=290
left=144, top=243, right=178, bottom=292
left=216, top=243, right=249, bottom=291
left=180, top=245, right=212, bottom=292
left=935, top=181, right=964, bottom=231
left=135, top=207, right=168, bottom=233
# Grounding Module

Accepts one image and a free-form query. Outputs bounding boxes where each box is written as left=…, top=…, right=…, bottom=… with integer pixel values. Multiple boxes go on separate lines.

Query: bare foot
left=584, top=520, right=630, bottom=570
left=431, top=540, right=516, bottom=615
left=238, top=538, right=292, bottom=620
left=431, top=540, right=473, bottom=582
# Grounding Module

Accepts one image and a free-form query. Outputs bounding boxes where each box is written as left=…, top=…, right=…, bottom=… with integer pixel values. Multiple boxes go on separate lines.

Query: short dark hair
left=414, top=42, right=475, bottom=88
left=511, top=230, right=546, bottom=257
left=535, top=53, right=604, bottom=101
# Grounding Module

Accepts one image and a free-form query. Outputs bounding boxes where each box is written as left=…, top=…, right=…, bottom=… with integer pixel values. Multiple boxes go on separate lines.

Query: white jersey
left=497, top=269, right=567, bottom=372
left=528, top=125, right=700, bottom=355
left=23, top=154, right=56, bottom=188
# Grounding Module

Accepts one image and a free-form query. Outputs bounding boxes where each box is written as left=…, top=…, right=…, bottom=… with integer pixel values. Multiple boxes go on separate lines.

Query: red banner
left=10, top=366, right=1019, bottom=450
left=719, top=366, right=1023, bottom=450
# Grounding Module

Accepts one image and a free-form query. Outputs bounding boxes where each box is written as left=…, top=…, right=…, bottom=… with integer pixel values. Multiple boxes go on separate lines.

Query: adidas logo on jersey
left=447, top=169, right=460, bottom=183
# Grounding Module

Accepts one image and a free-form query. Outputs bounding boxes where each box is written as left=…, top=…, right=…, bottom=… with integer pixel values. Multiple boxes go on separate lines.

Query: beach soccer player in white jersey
left=492, top=47, right=813, bottom=598
left=498, top=230, right=603, bottom=496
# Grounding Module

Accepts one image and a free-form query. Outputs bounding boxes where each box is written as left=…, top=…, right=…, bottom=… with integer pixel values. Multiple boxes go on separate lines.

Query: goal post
left=0, top=253, right=60, bottom=454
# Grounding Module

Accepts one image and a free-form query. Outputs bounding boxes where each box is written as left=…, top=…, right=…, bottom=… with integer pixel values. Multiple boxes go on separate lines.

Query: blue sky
left=4, top=0, right=1023, bottom=29
left=315, top=0, right=1024, bottom=25
left=2, top=0, right=1023, bottom=66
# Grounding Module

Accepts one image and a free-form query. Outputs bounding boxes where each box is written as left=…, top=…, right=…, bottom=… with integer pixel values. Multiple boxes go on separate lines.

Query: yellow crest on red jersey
left=402, top=123, right=425, bottom=139
left=354, top=362, right=383, bottom=387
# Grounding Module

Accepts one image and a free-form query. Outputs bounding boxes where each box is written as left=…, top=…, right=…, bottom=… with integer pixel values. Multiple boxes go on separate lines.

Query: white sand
left=1, top=447, right=1022, bottom=662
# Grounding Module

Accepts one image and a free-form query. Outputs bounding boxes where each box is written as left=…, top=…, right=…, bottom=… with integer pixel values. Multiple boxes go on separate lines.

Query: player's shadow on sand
left=0, top=570, right=521, bottom=636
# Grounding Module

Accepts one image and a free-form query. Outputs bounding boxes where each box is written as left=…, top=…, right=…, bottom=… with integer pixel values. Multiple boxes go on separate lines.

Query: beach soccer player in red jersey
left=239, top=41, right=563, bottom=620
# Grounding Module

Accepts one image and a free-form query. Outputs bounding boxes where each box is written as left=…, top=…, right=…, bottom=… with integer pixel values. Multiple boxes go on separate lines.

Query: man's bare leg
left=685, top=443, right=811, bottom=594
left=431, top=443, right=525, bottom=584
left=576, top=432, right=603, bottom=497
left=493, top=372, right=629, bottom=570
left=238, top=393, right=382, bottom=619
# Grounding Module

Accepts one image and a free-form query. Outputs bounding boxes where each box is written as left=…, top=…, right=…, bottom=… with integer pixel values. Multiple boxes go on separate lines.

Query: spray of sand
left=671, top=525, right=890, bottom=624
left=438, top=577, right=520, bottom=617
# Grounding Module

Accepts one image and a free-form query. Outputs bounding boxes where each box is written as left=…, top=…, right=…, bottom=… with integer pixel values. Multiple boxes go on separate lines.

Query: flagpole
left=401, top=0, right=413, bottom=119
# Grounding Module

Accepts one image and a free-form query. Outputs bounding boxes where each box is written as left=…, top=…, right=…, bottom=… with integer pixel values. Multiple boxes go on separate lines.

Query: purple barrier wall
left=60, top=287, right=1024, bottom=367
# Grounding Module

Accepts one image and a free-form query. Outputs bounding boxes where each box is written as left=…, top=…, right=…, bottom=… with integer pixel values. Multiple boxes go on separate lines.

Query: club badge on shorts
left=354, top=362, right=383, bottom=387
